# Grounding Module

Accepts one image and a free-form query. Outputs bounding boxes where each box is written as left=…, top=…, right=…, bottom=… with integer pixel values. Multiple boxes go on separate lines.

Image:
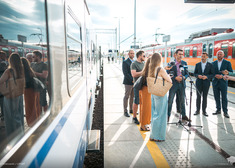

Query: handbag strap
left=154, top=67, right=165, bottom=86
left=9, top=69, right=17, bottom=85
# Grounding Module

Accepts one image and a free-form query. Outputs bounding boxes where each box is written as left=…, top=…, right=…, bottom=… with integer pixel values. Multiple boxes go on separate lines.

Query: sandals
left=150, top=138, right=164, bottom=142
left=140, top=125, right=150, bottom=131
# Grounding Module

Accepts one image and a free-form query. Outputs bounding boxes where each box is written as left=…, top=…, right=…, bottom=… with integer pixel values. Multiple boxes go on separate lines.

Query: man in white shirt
left=194, top=52, right=214, bottom=116
left=212, top=50, right=233, bottom=118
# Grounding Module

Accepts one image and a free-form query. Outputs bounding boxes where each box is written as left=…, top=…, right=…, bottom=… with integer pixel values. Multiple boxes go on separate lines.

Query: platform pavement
left=104, top=61, right=235, bottom=168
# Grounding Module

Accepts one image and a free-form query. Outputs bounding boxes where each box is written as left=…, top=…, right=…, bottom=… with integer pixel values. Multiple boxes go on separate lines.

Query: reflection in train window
left=66, top=8, right=83, bottom=90
left=184, top=47, right=190, bottom=57
left=208, top=43, right=213, bottom=58
left=0, top=0, right=50, bottom=159
left=232, top=43, right=235, bottom=58
left=221, top=44, right=228, bottom=58
left=193, top=47, right=197, bottom=58
left=203, top=44, right=207, bottom=53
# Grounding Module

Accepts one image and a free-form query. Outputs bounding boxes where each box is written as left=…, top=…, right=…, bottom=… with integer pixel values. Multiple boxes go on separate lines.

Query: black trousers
left=196, top=80, right=210, bottom=112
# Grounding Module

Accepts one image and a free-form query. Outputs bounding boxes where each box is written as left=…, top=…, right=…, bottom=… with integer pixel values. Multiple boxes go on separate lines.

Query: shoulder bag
left=133, top=76, right=144, bottom=91
left=147, top=67, right=172, bottom=96
left=32, top=77, right=45, bottom=92
left=0, top=69, right=25, bottom=98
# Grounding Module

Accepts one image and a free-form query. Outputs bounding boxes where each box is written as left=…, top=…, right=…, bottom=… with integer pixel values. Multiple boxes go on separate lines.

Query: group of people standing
left=122, top=48, right=233, bottom=142
left=0, top=50, right=48, bottom=138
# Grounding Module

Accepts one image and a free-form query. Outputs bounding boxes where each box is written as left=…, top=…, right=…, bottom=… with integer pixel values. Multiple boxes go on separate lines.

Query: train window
left=1, top=47, right=9, bottom=58
left=193, top=47, right=197, bottom=58
left=232, top=43, right=235, bottom=58
left=17, top=47, right=24, bottom=57
left=203, top=44, right=207, bottom=53
left=221, top=44, right=228, bottom=58
left=66, top=9, right=83, bottom=90
left=184, top=47, right=190, bottom=57
left=0, top=0, right=49, bottom=160
left=208, top=43, right=213, bottom=58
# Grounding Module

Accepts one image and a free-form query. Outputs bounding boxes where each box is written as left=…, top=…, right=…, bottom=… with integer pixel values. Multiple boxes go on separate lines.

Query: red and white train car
left=142, top=28, right=235, bottom=73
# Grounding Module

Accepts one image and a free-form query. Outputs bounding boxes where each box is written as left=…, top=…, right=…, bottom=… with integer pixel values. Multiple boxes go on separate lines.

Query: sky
left=86, top=0, right=235, bottom=54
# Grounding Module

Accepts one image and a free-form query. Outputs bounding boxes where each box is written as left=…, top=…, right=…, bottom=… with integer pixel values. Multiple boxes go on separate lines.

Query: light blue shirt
left=218, top=59, right=223, bottom=71
left=201, top=61, right=207, bottom=73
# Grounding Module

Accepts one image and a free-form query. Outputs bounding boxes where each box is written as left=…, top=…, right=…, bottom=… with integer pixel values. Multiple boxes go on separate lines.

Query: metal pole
left=134, top=0, right=136, bottom=54
left=118, top=18, right=121, bottom=64
left=165, top=42, right=167, bottom=66
left=116, top=27, right=117, bottom=63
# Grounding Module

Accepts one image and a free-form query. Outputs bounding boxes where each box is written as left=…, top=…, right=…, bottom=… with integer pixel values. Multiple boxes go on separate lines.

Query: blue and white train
left=0, top=0, right=101, bottom=167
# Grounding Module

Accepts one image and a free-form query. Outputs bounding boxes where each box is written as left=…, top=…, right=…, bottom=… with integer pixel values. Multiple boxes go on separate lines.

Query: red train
left=0, top=35, right=47, bottom=61
left=142, top=28, right=235, bottom=74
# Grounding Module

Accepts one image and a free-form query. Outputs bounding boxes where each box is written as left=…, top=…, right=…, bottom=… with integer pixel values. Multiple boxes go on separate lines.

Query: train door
left=202, top=41, right=214, bottom=62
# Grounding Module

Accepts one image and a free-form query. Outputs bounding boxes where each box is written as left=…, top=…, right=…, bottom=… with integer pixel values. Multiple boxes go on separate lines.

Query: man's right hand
left=198, top=75, right=203, bottom=79
left=175, top=76, right=182, bottom=82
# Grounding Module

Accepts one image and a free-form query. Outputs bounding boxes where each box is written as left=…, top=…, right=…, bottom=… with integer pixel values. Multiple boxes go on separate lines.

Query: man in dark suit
left=122, top=50, right=135, bottom=117
left=212, top=50, right=233, bottom=118
left=168, top=49, right=190, bottom=122
left=194, top=52, right=214, bottom=117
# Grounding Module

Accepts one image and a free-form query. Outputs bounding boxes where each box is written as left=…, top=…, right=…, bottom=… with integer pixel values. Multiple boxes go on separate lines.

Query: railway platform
left=104, top=60, right=235, bottom=168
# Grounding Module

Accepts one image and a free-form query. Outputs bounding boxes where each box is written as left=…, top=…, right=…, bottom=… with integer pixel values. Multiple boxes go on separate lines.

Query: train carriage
left=0, top=0, right=101, bottom=167
left=142, top=28, right=235, bottom=74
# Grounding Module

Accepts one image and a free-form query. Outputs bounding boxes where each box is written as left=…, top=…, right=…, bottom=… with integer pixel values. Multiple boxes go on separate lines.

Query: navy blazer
left=122, top=58, right=133, bottom=85
left=194, top=62, right=214, bottom=86
left=168, top=60, right=188, bottom=88
left=212, top=59, right=233, bottom=86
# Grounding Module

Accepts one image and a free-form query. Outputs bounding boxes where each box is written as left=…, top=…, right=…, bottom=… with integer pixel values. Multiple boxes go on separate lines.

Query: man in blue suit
left=212, top=50, right=233, bottom=118
left=122, top=50, right=134, bottom=117
left=168, top=49, right=190, bottom=122
left=194, top=52, right=214, bottom=117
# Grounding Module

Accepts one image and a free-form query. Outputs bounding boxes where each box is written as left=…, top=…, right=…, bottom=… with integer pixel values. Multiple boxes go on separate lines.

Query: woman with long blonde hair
left=148, top=53, right=172, bottom=142
left=139, top=57, right=151, bottom=131
left=0, top=53, right=25, bottom=136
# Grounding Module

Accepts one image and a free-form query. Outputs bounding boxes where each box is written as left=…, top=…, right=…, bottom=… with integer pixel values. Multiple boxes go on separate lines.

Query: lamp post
left=134, top=0, right=136, bottom=54
left=114, top=17, right=123, bottom=63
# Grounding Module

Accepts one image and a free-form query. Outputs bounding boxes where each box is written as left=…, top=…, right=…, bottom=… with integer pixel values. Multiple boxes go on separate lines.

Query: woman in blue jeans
left=148, top=53, right=172, bottom=142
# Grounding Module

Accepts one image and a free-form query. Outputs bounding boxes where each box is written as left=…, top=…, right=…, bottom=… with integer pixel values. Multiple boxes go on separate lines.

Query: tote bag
left=147, top=67, right=172, bottom=96
left=133, top=76, right=144, bottom=91
left=0, top=70, right=25, bottom=98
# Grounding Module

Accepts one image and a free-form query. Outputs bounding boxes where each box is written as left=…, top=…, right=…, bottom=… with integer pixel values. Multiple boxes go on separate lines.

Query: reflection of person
left=212, top=50, right=233, bottom=118
left=149, top=53, right=172, bottom=142
left=21, top=58, right=41, bottom=127
left=139, top=57, right=151, bottom=131
left=0, top=51, right=8, bottom=121
left=0, top=53, right=24, bottom=136
left=131, top=51, right=145, bottom=124
left=31, top=50, right=48, bottom=112
left=194, top=52, right=214, bottom=117
left=122, top=50, right=134, bottom=117
left=26, top=53, right=33, bottom=63
left=167, top=49, right=190, bottom=122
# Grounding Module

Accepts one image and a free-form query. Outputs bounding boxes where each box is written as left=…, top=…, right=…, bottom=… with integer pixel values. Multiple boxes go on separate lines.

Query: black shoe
left=194, top=111, right=200, bottom=115
left=124, top=112, right=130, bottom=117
left=133, top=117, right=139, bottom=124
left=213, top=110, right=221, bottom=115
left=129, top=110, right=133, bottom=114
left=182, top=116, right=191, bottom=122
left=203, top=111, right=208, bottom=117
left=224, top=113, right=230, bottom=118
